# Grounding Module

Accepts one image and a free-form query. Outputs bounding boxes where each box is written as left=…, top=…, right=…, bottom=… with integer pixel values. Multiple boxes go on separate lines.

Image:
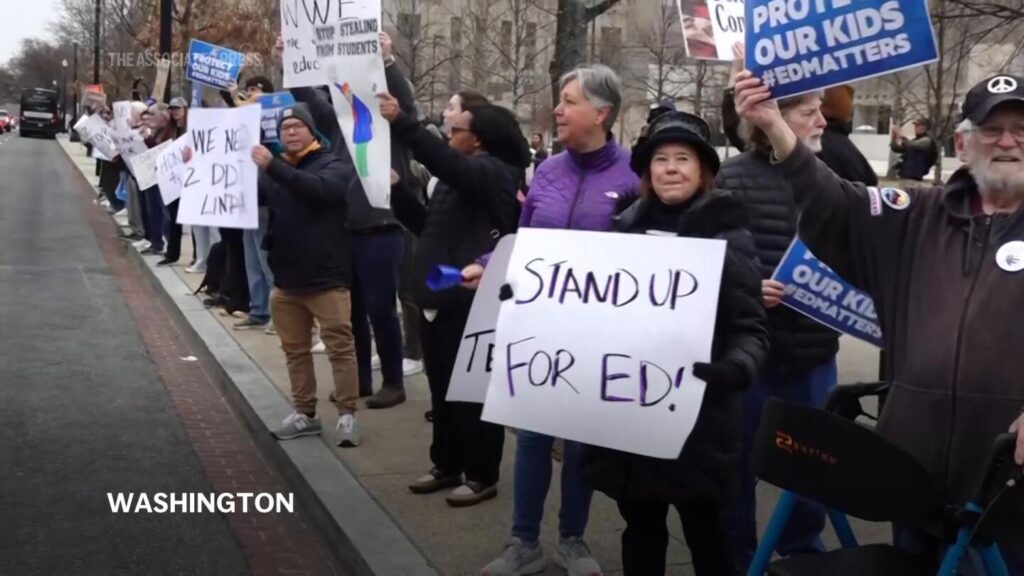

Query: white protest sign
left=280, top=0, right=329, bottom=88
left=679, top=0, right=745, bottom=61
left=481, top=229, right=726, bottom=459
left=112, top=130, right=149, bottom=178
left=176, top=107, right=260, bottom=230
left=318, top=0, right=391, bottom=209
left=113, top=100, right=132, bottom=131
left=156, top=136, right=191, bottom=205
left=76, top=114, right=118, bottom=160
left=127, top=139, right=174, bottom=192
left=447, top=235, right=517, bottom=404
left=91, top=146, right=111, bottom=161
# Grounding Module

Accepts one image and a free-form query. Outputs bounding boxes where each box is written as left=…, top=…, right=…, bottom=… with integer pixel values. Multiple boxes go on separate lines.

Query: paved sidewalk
left=61, top=136, right=889, bottom=575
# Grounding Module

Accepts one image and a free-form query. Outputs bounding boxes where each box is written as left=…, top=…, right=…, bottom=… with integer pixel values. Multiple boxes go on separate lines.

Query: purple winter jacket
left=521, top=139, right=639, bottom=231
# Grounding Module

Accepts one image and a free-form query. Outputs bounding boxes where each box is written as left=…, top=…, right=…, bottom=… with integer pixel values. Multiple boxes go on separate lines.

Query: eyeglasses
left=280, top=124, right=308, bottom=134
left=973, top=123, right=1024, bottom=144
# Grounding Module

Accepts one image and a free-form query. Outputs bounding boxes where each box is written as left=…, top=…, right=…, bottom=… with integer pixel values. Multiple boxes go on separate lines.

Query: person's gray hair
left=560, top=64, right=623, bottom=131
left=147, top=103, right=170, bottom=119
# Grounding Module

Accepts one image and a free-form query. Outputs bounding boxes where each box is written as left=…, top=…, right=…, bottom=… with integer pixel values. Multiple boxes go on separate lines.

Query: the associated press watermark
left=107, top=50, right=264, bottom=69
left=107, top=492, right=294, bottom=514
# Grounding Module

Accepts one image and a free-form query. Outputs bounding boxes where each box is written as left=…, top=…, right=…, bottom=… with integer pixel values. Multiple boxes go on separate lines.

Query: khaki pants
left=271, top=288, right=358, bottom=415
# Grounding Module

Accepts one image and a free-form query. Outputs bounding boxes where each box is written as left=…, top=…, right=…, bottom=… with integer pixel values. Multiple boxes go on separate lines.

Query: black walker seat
left=752, top=398, right=944, bottom=576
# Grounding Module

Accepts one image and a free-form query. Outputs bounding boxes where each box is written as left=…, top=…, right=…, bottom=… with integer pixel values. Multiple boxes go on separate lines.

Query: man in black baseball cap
left=962, top=74, right=1024, bottom=125
left=733, top=68, right=1024, bottom=573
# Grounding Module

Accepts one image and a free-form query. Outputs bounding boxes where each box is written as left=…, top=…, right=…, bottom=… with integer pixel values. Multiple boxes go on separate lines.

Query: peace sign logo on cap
left=988, top=76, right=1019, bottom=94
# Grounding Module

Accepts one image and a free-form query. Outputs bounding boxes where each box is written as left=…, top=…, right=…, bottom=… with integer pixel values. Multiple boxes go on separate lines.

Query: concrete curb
left=59, top=138, right=439, bottom=576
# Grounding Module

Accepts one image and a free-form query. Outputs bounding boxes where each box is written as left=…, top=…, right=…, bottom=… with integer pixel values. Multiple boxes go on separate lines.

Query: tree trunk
left=548, top=0, right=621, bottom=150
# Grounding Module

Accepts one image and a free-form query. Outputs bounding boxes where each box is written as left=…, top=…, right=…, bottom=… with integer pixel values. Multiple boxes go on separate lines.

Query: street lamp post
left=71, top=43, right=80, bottom=141
left=61, top=59, right=69, bottom=132
left=93, top=0, right=101, bottom=84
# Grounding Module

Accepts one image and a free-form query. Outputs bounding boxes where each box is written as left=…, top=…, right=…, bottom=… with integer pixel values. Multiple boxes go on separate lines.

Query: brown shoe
left=409, top=468, right=462, bottom=495
left=445, top=481, right=498, bottom=508
left=365, top=386, right=407, bottom=409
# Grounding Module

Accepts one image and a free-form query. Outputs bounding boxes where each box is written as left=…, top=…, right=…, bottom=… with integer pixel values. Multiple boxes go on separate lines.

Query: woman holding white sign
left=585, top=111, right=768, bottom=576
left=474, top=65, right=638, bottom=576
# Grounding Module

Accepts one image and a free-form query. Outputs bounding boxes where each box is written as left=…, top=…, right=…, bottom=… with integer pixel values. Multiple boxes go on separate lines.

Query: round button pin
left=995, top=241, right=1024, bottom=272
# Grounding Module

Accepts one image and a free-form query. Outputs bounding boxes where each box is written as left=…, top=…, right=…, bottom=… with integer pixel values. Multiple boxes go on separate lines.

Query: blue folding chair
left=747, top=390, right=1020, bottom=576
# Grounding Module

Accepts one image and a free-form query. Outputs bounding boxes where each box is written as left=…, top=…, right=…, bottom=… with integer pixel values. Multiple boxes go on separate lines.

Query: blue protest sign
left=186, top=39, right=245, bottom=90
left=257, top=92, right=296, bottom=144
left=773, top=238, right=883, bottom=347
left=745, top=0, right=938, bottom=99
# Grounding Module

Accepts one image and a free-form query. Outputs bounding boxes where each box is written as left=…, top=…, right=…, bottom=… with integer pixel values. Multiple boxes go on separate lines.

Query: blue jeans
left=512, top=431, right=593, bottom=544
left=727, top=358, right=838, bottom=569
left=142, top=186, right=164, bottom=251
left=350, top=229, right=404, bottom=394
left=242, top=219, right=273, bottom=323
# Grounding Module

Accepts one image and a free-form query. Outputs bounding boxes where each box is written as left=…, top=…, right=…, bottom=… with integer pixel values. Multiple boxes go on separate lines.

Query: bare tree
left=463, top=0, right=555, bottom=113
left=548, top=0, right=622, bottom=111
left=385, top=0, right=459, bottom=114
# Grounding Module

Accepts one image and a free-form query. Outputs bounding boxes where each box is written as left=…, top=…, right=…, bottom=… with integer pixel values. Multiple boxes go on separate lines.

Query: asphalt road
left=0, top=133, right=249, bottom=575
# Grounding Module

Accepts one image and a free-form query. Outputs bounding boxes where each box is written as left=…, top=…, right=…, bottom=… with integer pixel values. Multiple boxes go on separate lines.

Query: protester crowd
left=76, top=28, right=1024, bottom=576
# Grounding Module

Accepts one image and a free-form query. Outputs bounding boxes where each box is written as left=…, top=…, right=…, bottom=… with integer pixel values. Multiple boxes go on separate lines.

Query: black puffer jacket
left=388, top=113, right=521, bottom=311
left=716, top=151, right=840, bottom=369
left=584, top=192, right=768, bottom=505
left=259, top=147, right=354, bottom=293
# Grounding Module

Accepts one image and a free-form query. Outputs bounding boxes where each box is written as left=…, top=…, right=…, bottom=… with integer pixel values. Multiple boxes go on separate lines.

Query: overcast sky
left=0, top=0, right=61, bottom=66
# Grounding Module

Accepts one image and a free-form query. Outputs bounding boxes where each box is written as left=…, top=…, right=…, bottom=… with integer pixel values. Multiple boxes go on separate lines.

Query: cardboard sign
left=176, top=107, right=260, bottom=230
left=186, top=39, right=245, bottom=90
left=745, top=0, right=939, bottom=99
left=481, top=229, right=726, bottom=459
left=447, top=235, right=517, bottom=404
left=75, top=114, right=118, bottom=159
left=679, top=0, right=745, bottom=61
left=127, top=140, right=174, bottom=192
left=772, top=238, right=883, bottom=347
left=153, top=58, right=171, bottom=103
left=258, top=92, right=297, bottom=144
left=156, top=136, right=191, bottom=205
left=280, top=0, right=329, bottom=88
left=319, top=0, right=391, bottom=208
left=112, top=100, right=133, bottom=132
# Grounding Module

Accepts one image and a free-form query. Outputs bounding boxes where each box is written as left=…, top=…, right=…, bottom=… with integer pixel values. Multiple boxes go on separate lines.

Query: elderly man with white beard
left=734, top=71, right=1024, bottom=572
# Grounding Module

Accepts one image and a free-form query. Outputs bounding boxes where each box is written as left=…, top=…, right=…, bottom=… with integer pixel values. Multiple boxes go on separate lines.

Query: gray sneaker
left=336, top=413, right=361, bottom=447
left=272, top=412, right=322, bottom=440
left=480, top=538, right=547, bottom=576
left=554, top=537, right=601, bottom=576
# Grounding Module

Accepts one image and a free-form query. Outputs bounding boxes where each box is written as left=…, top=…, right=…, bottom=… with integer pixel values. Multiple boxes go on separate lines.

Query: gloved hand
left=692, top=360, right=748, bottom=392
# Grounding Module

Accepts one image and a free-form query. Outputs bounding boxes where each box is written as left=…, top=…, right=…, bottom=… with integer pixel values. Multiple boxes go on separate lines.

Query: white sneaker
left=370, top=354, right=381, bottom=369
left=403, top=358, right=423, bottom=376
left=184, top=264, right=206, bottom=274
left=480, top=538, right=547, bottom=576
left=312, top=340, right=326, bottom=354
left=336, top=413, right=361, bottom=447
left=132, top=239, right=151, bottom=250
left=272, top=412, right=322, bottom=440
left=554, top=537, right=602, bottom=576
left=113, top=209, right=127, bottom=218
